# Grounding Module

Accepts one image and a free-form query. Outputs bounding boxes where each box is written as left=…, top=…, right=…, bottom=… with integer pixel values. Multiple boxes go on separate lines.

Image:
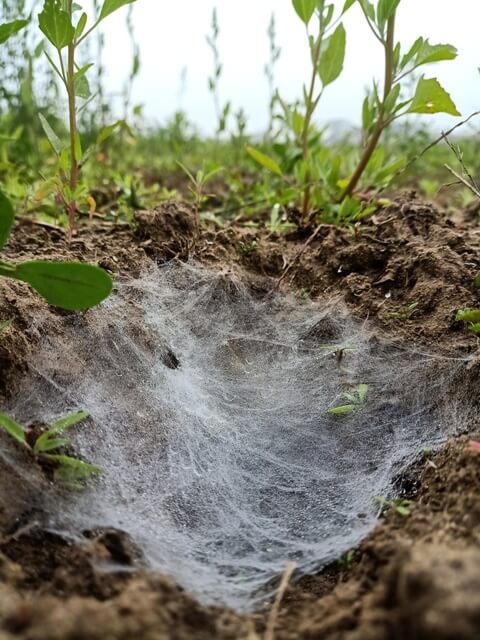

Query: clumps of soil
left=0, top=194, right=479, bottom=639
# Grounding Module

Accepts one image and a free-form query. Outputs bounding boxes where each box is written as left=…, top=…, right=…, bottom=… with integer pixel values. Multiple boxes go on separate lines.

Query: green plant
left=0, top=410, right=100, bottom=488
left=0, top=190, right=112, bottom=310
left=455, top=308, right=480, bottom=335
left=328, top=383, right=369, bottom=415
left=387, top=301, right=419, bottom=321
left=374, top=496, right=413, bottom=517
left=177, top=162, right=223, bottom=231
left=206, top=7, right=230, bottom=137
left=37, top=0, right=137, bottom=234
left=266, top=203, right=294, bottom=234
left=341, top=0, right=459, bottom=202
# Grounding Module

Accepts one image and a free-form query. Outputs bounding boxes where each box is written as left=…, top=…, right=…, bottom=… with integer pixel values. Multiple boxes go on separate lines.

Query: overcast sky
left=97, top=0, right=479, bottom=135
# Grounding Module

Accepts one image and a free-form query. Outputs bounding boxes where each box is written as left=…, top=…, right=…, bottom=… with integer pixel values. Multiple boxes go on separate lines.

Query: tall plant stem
left=65, top=0, right=78, bottom=236
left=339, top=14, right=396, bottom=202
left=300, top=29, right=323, bottom=221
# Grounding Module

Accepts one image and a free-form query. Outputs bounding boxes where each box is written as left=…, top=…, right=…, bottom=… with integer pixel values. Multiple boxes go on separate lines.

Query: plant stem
left=339, top=14, right=396, bottom=202
left=300, top=24, right=323, bottom=221
left=66, top=1, right=78, bottom=236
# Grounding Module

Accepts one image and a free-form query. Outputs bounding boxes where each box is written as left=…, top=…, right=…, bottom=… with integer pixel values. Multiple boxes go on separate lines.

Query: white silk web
left=4, top=262, right=469, bottom=610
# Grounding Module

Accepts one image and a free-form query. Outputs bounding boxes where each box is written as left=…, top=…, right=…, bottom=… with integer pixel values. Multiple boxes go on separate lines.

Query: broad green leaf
left=0, top=414, right=26, bottom=445
left=34, top=433, right=69, bottom=453
left=39, top=113, right=64, bottom=155
left=292, top=0, right=316, bottom=25
left=455, top=308, right=480, bottom=323
left=328, top=404, right=356, bottom=415
left=49, top=410, right=89, bottom=434
left=408, top=77, right=460, bottom=116
left=12, top=261, right=112, bottom=311
left=99, top=0, right=137, bottom=21
left=96, top=120, right=125, bottom=145
left=245, top=145, right=283, bottom=176
left=0, top=19, right=28, bottom=45
left=359, top=0, right=375, bottom=21
left=0, top=190, right=15, bottom=250
left=319, top=23, right=346, bottom=87
left=48, top=454, right=101, bottom=488
left=38, top=0, right=75, bottom=49
left=414, top=41, right=457, bottom=67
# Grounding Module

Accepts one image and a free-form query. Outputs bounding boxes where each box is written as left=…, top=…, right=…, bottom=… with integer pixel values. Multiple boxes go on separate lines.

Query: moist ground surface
left=0, top=194, right=479, bottom=639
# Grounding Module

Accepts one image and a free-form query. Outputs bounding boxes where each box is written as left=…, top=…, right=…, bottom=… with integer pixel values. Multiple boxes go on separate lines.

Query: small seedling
left=266, top=204, right=294, bottom=234
left=455, top=308, right=480, bottom=334
left=328, top=383, right=369, bottom=415
left=0, top=410, right=100, bottom=489
left=337, top=549, right=355, bottom=569
left=177, top=161, right=223, bottom=231
left=238, top=240, right=258, bottom=255
left=298, top=287, right=310, bottom=300
left=0, top=191, right=112, bottom=310
left=374, top=496, right=414, bottom=517
left=387, top=301, right=419, bottom=321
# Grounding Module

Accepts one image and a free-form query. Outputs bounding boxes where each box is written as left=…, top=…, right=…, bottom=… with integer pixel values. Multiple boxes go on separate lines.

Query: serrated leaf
left=0, top=19, right=28, bottom=45
left=292, top=0, right=316, bottom=24
left=414, top=41, right=457, bottom=67
left=245, top=145, right=283, bottom=176
left=99, top=0, right=137, bottom=21
left=0, top=190, right=15, bottom=250
left=0, top=414, right=26, bottom=445
left=11, top=261, right=112, bottom=311
left=38, top=0, right=75, bottom=49
left=49, top=410, right=89, bottom=434
left=319, top=23, right=346, bottom=87
left=408, top=77, right=460, bottom=116
left=39, top=113, right=64, bottom=155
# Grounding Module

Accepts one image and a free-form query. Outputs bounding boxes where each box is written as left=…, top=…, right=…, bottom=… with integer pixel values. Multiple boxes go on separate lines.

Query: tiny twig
left=264, top=562, right=296, bottom=640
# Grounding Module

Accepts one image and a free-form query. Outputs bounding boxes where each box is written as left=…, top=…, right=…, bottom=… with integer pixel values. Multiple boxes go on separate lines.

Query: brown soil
left=0, top=193, right=479, bottom=639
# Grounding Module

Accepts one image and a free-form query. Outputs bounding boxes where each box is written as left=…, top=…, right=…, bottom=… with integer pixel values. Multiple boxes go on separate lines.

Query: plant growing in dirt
left=247, top=0, right=460, bottom=225
left=328, top=383, right=369, bottom=415
left=374, top=496, right=413, bottom=517
left=0, top=190, right=112, bottom=310
left=0, top=410, right=100, bottom=489
left=177, top=162, right=223, bottom=231
left=455, top=308, right=480, bottom=335
left=37, top=0, right=137, bottom=235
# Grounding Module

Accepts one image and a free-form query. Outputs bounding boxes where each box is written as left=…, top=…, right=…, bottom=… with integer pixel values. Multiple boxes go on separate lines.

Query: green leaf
left=48, top=454, right=101, bottom=488
left=328, top=404, right=356, bottom=415
left=75, top=11, right=87, bottom=38
left=99, top=0, right=137, bottom=21
left=39, top=113, right=64, bottom=155
left=292, top=0, right=316, bottom=24
left=245, top=145, right=283, bottom=176
left=474, top=274, right=480, bottom=289
left=38, top=0, right=75, bottom=49
left=74, top=63, right=93, bottom=98
left=468, top=323, right=480, bottom=335
left=377, top=0, right=401, bottom=25
left=49, top=410, right=89, bottom=434
left=408, top=77, right=460, bottom=116
left=456, top=308, right=480, bottom=323
left=11, top=261, right=113, bottom=311
left=342, top=0, right=357, bottom=13
left=357, top=383, right=369, bottom=403
left=96, top=120, right=126, bottom=145
left=414, top=41, right=457, bottom=68
left=33, top=433, right=69, bottom=454
left=0, top=19, right=28, bottom=45
left=0, top=414, right=26, bottom=445
left=319, top=23, right=346, bottom=87
left=0, top=190, right=15, bottom=250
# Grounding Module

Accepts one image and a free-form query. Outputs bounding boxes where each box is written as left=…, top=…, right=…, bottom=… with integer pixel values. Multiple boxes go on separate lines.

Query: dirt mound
left=0, top=195, right=479, bottom=639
